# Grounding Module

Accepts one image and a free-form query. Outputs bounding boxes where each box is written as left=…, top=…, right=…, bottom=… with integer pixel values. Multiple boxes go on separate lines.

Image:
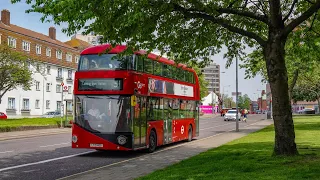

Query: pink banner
left=200, top=105, right=213, bottom=114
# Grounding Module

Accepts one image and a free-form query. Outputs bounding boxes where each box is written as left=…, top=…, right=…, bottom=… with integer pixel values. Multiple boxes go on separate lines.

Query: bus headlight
left=117, top=135, right=127, bottom=145
left=72, top=135, right=78, bottom=143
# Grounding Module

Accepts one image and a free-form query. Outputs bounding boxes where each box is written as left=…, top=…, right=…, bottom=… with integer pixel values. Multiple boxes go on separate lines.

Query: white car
left=224, top=110, right=241, bottom=121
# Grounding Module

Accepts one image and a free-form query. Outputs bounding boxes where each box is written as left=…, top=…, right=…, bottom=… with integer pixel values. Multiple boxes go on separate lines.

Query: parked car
left=224, top=110, right=241, bottom=121
left=42, top=111, right=61, bottom=118
left=303, top=108, right=316, bottom=114
left=0, top=112, right=7, bottom=120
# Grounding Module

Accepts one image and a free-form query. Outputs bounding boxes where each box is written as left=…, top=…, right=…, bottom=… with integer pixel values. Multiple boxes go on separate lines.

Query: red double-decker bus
left=71, top=44, right=200, bottom=152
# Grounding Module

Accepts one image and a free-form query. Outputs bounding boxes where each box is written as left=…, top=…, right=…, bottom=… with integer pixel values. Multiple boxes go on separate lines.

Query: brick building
left=257, top=90, right=267, bottom=111
left=0, top=9, right=89, bottom=118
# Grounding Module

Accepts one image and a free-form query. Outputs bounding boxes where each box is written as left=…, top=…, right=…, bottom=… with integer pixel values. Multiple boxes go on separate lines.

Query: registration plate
left=90, top=143, right=103, bottom=147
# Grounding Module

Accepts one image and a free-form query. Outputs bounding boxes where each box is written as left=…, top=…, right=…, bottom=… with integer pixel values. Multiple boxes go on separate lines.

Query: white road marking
left=0, top=151, right=94, bottom=172
left=0, top=151, right=14, bottom=154
left=40, top=142, right=70, bottom=148
left=200, top=122, right=234, bottom=131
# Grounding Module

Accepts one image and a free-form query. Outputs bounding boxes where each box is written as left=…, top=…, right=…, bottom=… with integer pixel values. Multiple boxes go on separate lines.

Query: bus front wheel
left=147, top=130, right=157, bottom=153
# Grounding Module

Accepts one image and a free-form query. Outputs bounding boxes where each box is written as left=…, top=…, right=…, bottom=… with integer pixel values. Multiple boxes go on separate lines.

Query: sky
left=2, top=1, right=266, bottom=101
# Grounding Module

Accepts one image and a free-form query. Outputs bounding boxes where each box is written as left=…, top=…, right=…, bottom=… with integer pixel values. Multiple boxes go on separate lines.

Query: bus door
left=133, top=96, right=147, bottom=148
left=195, top=101, right=200, bottom=136
left=163, top=99, right=172, bottom=144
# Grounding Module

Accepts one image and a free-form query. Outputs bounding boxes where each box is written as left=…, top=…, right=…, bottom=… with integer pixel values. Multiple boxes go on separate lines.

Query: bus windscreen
left=75, top=95, right=132, bottom=133
left=78, top=54, right=133, bottom=71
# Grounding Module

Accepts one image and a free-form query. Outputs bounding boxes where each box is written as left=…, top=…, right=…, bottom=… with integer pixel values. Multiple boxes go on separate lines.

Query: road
left=0, top=115, right=265, bottom=180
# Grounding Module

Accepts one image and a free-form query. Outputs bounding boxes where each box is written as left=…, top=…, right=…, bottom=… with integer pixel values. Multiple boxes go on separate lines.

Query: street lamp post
left=235, top=55, right=239, bottom=132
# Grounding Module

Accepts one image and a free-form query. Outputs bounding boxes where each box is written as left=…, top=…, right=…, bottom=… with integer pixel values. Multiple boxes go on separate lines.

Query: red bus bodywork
left=72, top=44, right=200, bottom=152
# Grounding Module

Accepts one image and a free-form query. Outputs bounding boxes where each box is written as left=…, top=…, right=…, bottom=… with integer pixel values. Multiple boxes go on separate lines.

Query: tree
left=292, top=64, right=320, bottom=112
left=15, top=0, right=320, bottom=156
left=222, top=94, right=235, bottom=108
left=238, top=94, right=251, bottom=110
left=0, top=44, right=33, bottom=104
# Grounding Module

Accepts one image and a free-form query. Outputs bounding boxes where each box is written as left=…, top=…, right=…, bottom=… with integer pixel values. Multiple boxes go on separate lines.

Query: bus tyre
left=188, top=125, right=193, bottom=142
left=148, top=130, right=157, bottom=153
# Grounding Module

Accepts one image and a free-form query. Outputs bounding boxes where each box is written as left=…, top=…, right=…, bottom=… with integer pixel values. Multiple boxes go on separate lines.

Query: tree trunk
left=264, top=34, right=298, bottom=156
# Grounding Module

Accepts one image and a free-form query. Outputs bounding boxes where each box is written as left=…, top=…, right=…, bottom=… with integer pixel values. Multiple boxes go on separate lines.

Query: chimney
left=49, top=27, right=56, bottom=40
left=1, top=9, right=10, bottom=26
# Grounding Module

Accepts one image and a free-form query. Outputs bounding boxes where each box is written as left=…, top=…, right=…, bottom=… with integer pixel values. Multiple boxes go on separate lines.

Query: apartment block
left=0, top=9, right=89, bottom=118
left=202, top=63, right=220, bottom=93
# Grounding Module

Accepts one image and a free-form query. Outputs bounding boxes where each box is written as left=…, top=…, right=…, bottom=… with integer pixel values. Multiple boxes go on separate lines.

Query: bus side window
left=177, top=68, right=185, bottom=81
left=136, top=55, right=144, bottom=72
left=172, top=67, right=178, bottom=80
left=191, top=72, right=194, bottom=84
left=163, top=64, right=171, bottom=78
left=153, top=61, right=162, bottom=76
left=144, top=58, right=153, bottom=74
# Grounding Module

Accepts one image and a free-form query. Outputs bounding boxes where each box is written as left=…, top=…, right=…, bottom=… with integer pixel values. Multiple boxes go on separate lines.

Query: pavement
left=0, top=128, right=71, bottom=141
left=0, top=115, right=272, bottom=180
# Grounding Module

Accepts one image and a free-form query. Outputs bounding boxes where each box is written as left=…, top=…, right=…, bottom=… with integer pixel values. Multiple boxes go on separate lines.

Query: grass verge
left=0, top=117, right=72, bottom=132
left=138, top=116, right=320, bottom=180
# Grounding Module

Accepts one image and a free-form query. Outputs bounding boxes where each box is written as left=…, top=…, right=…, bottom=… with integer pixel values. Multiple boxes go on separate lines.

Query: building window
left=66, top=53, right=72, bottom=62
left=67, top=101, right=72, bottom=111
left=47, top=65, right=51, bottom=74
left=36, top=44, right=42, bottom=54
left=56, top=84, right=61, bottom=93
left=68, top=70, right=72, bottom=79
left=36, top=81, right=40, bottom=91
left=56, top=50, right=62, bottom=59
left=46, top=83, right=51, bottom=92
left=22, top=41, right=30, bottom=51
left=7, top=36, right=16, bottom=48
left=22, top=99, right=30, bottom=110
left=35, top=100, right=40, bottom=109
left=56, top=101, right=62, bottom=112
left=57, top=68, right=63, bottom=78
left=46, top=100, right=50, bottom=109
left=68, top=86, right=72, bottom=94
left=75, top=56, right=79, bottom=63
left=46, top=48, right=51, bottom=57
left=8, top=98, right=15, bottom=109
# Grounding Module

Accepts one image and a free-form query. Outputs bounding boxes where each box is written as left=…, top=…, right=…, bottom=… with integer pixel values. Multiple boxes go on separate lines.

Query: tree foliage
left=238, top=94, right=251, bottom=110
left=0, top=44, right=33, bottom=104
left=192, top=64, right=209, bottom=101
left=292, top=63, right=320, bottom=109
left=14, top=0, right=320, bottom=156
left=222, top=94, right=235, bottom=108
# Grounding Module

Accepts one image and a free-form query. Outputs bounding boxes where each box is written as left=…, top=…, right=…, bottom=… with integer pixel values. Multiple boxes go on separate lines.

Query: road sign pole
left=60, top=82, right=64, bottom=128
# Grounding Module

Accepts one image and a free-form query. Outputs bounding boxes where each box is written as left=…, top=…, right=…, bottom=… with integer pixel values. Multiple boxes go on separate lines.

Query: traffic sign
left=232, top=92, right=242, bottom=96
left=63, top=86, right=68, bottom=92
left=61, top=82, right=64, bottom=86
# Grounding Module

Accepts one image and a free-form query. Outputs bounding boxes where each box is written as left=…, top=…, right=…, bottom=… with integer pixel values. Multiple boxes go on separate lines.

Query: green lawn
left=138, top=116, right=320, bottom=180
left=0, top=117, right=73, bottom=132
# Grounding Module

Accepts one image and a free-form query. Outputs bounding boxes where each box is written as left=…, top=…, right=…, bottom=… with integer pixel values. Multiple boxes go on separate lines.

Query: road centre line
left=40, top=142, right=70, bottom=148
left=0, top=151, right=14, bottom=154
left=0, top=151, right=94, bottom=172
left=199, top=122, right=234, bottom=131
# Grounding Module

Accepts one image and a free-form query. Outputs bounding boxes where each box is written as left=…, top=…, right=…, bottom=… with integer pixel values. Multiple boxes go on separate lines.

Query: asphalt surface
left=0, top=114, right=266, bottom=180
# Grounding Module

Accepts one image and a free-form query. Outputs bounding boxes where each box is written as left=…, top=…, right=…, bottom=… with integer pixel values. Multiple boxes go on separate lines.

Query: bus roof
left=80, top=44, right=195, bottom=73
